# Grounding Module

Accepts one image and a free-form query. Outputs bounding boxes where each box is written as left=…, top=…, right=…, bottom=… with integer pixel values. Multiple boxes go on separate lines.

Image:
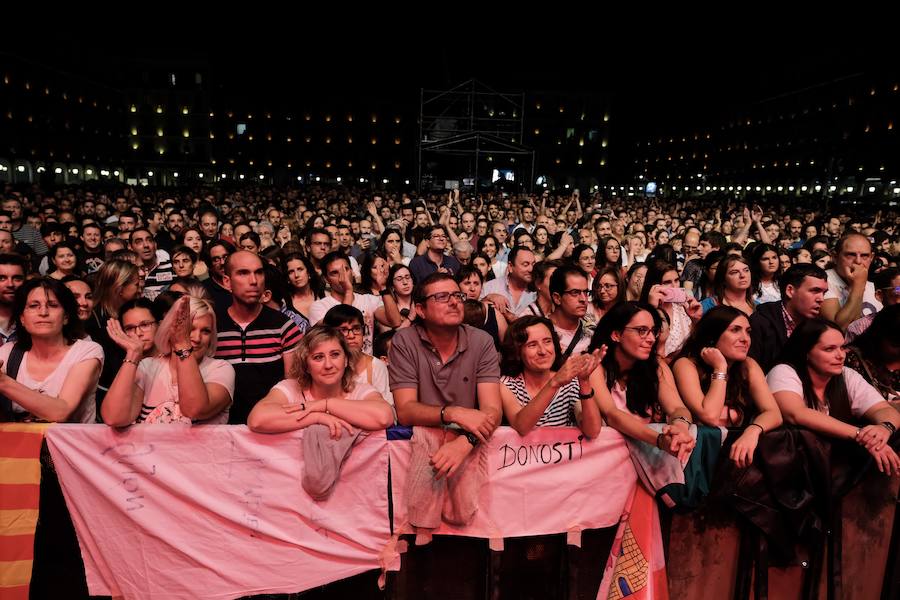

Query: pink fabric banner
left=390, top=427, right=637, bottom=544
left=45, top=425, right=391, bottom=600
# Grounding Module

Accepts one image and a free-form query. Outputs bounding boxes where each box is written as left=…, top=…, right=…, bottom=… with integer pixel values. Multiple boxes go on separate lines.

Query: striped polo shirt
left=142, top=259, right=175, bottom=301
left=215, top=305, right=303, bottom=424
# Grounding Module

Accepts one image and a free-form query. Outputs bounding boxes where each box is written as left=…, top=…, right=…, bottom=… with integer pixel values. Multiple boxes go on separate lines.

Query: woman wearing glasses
left=114, top=298, right=163, bottom=359
left=587, top=267, right=626, bottom=328
left=586, top=301, right=695, bottom=460
left=0, top=278, right=103, bottom=423
left=320, top=304, right=394, bottom=407
left=457, top=265, right=508, bottom=349
left=499, top=315, right=603, bottom=437
left=101, top=296, right=234, bottom=426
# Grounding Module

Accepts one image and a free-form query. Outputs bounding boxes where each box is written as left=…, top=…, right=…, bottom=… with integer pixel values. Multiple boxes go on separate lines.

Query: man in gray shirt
left=389, top=272, right=502, bottom=528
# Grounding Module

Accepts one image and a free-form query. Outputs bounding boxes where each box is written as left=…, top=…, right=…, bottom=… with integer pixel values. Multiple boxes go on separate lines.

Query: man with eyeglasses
left=389, top=272, right=502, bottom=529
left=308, top=253, right=401, bottom=354
left=548, top=264, right=592, bottom=357
left=203, top=240, right=236, bottom=312
left=409, top=225, right=462, bottom=284
left=682, top=230, right=725, bottom=297
left=846, top=267, right=900, bottom=343
left=305, top=228, right=333, bottom=277
left=481, top=247, right=536, bottom=323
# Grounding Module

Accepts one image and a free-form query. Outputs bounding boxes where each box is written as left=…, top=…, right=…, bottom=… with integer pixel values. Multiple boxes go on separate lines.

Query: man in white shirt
left=821, top=234, right=882, bottom=330
left=308, top=252, right=402, bottom=354
left=481, top=247, right=536, bottom=323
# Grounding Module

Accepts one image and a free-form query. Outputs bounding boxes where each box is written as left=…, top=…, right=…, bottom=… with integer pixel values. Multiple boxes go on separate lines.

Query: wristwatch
left=173, top=347, right=193, bottom=360
left=463, top=431, right=480, bottom=447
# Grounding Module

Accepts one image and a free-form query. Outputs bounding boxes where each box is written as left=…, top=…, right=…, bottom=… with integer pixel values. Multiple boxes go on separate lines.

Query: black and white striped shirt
left=501, top=374, right=580, bottom=427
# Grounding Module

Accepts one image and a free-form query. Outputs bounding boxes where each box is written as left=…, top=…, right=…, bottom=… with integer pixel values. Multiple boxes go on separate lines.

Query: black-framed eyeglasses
left=424, top=291, right=466, bottom=304
left=124, top=320, right=158, bottom=335
left=562, top=289, right=590, bottom=298
left=337, top=324, right=368, bottom=337
left=623, top=326, right=660, bottom=339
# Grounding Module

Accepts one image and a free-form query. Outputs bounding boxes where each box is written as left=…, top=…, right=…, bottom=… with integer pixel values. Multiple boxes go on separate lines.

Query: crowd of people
left=1, top=182, right=899, bottom=577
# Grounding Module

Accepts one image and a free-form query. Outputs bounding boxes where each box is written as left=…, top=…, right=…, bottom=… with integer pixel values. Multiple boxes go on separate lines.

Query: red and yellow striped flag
left=0, top=423, right=51, bottom=600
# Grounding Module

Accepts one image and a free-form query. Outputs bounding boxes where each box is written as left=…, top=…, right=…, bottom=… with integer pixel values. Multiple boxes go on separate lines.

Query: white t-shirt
left=353, top=356, right=394, bottom=406
left=135, top=355, right=235, bottom=424
left=553, top=321, right=591, bottom=357
left=0, top=338, right=104, bottom=423
left=273, top=378, right=380, bottom=405
left=824, top=269, right=882, bottom=317
left=767, top=364, right=884, bottom=418
left=308, top=293, right=384, bottom=354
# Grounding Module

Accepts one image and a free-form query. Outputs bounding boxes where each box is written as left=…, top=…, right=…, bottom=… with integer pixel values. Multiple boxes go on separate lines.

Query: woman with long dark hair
left=284, top=252, right=324, bottom=322
left=700, top=255, right=756, bottom=315
left=586, top=301, right=695, bottom=458
left=768, top=318, right=900, bottom=474
left=751, top=243, right=782, bottom=304
left=386, top=263, right=415, bottom=328
left=639, top=260, right=703, bottom=359
left=673, top=306, right=782, bottom=467
left=597, top=235, right=624, bottom=276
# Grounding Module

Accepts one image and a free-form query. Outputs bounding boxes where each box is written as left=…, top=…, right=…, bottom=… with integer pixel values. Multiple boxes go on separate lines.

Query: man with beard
left=409, top=225, right=461, bottom=284
left=203, top=240, right=236, bottom=312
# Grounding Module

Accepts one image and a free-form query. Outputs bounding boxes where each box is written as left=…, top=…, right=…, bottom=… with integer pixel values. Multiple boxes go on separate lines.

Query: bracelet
left=854, top=427, right=862, bottom=441
left=578, top=388, right=595, bottom=400
left=672, top=416, right=692, bottom=427
left=711, top=371, right=728, bottom=381
left=747, top=423, right=765, bottom=435
left=123, top=358, right=140, bottom=367
left=881, top=421, right=896, bottom=435
left=440, top=405, right=447, bottom=426
left=463, top=431, right=480, bottom=447
left=325, top=398, right=330, bottom=415
left=656, top=433, right=664, bottom=449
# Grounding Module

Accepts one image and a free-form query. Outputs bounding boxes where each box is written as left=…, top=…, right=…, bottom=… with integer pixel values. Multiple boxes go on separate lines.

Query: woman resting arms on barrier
left=0, top=278, right=102, bottom=423
left=672, top=306, right=782, bottom=468
left=498, top=315, right=603, bottom=437
left=586, top=301, right=695, bottom=459
left=248, top=324, right=394, bottom=435
left=767, top=317, right=900, bottom=475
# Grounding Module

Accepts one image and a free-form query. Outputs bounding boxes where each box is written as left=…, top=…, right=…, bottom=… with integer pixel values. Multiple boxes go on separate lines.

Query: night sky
left=4, top=21, right=892, bottom=147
